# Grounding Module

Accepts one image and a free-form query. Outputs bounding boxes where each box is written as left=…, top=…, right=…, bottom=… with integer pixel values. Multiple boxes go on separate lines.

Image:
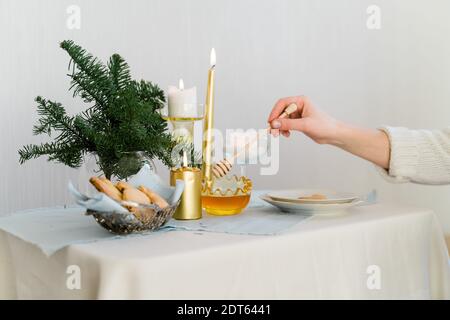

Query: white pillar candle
left=167, top=79, right=197, bottom=118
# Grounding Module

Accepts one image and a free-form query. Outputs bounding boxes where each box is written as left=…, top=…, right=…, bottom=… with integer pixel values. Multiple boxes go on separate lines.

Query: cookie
left=116, top=181, right=133, bottom=192
left=138, top=186, right=169, bottom=209
left=101, top=177, right=116, bottom=189
left=89, top=177, right=122, bottom=202
left=120, top=200, right=139, bottom=213
left=298, top=193, right=327, bottom=200
left=122, top=187, right=151, bottom=205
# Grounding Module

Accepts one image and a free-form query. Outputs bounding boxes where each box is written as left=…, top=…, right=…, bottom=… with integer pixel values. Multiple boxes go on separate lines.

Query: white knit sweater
left=377, top=127, right=450, bottom=185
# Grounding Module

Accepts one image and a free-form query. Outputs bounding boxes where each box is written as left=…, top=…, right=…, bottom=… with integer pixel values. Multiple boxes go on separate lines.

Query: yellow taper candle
left=202, top=48, right=216, bottom=183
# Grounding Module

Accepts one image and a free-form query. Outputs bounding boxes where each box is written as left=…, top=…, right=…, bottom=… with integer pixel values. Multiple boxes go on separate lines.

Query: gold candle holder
left=170, top=167, right=202, bottom=220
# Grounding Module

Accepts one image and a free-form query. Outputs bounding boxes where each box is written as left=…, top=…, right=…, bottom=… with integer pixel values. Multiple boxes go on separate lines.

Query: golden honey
left=201, top=175, right=252, bottom=216
left=202, top=194, right=251, bottom=215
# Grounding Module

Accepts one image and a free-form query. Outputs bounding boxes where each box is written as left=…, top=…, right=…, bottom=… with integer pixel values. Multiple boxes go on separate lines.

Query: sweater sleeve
left=376, top=126, right=450, bottom=185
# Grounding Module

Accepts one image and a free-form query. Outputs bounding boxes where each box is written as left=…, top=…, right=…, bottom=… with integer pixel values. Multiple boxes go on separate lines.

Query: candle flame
left=210, top=48, right=216, bottom=67
left=179, top=78, right=184, bottom=90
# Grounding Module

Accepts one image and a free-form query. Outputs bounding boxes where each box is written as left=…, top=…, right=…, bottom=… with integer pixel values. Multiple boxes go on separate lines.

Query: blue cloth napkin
left=0, top=191, right=310, bottom=256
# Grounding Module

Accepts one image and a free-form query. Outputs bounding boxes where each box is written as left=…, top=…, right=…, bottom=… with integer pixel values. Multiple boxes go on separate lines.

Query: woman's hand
left=268, top=96, right=391, bottom=169
left=268, top=96, right=340, bottom=144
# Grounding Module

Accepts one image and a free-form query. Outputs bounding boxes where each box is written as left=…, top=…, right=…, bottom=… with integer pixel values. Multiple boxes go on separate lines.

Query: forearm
left=268, top=95, right=450, bottom=185
left=328, top=122, right=391, bottom=169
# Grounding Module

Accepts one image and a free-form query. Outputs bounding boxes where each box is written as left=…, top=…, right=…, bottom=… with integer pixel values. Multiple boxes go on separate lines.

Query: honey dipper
left=212, top=103, right=298, bottom=178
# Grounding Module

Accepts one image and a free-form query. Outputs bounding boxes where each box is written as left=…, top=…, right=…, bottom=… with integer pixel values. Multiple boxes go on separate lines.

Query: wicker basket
left=86, top=200, right=180, bottom=235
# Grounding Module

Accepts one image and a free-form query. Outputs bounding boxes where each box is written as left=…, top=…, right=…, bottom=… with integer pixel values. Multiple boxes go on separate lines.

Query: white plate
left=260, top=194, right=361, bottom=215
left=267, top=189, right=358, bottom=204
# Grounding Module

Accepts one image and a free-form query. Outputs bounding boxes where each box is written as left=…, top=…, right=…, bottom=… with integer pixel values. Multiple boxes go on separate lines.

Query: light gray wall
left=1, top=0, right=450, bottom=232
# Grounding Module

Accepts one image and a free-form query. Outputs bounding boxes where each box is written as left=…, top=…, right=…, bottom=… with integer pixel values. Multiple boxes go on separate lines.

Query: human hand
left=268, top=96, right=341, bottom=144
left=268, top=96, right=390, bottom=169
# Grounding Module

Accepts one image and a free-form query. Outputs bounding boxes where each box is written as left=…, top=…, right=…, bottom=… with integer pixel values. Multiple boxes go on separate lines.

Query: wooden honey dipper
left=212, top=103, right=298, bottom=178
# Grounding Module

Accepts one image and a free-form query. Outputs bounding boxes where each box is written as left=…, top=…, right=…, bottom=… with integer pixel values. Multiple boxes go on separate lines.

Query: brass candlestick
left=166, top=108, right=204, bottom=220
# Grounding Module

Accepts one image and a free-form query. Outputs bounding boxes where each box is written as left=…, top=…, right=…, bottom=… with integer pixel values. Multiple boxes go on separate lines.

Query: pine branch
left=19, top=142, right=59, bottom=164
left=108, top=54, right=131, bottom=91
left=60, top=40, right=112, bottom=108
left=19, top=40, right=177, bottom=179
left=18, top=142, right=84, bottom=168
left=32, top=97, right=72, bottom=134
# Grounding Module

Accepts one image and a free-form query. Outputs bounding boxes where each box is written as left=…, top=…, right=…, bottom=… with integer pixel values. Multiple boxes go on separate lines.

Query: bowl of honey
left=201, top=175, right=252, bottom=216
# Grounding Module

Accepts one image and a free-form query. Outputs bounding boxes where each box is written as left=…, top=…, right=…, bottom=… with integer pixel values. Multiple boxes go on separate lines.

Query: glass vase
left=85, top=151, right=156, bottom=182
left=114, top=151, right=157, bottom=181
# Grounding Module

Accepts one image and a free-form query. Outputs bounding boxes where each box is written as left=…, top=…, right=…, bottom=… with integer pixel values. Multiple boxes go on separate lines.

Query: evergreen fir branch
left=19, top=40, right=177, bottom=179
left=19, top=142, right=59, bottom=164
left=46, top=143, right=84, bottom=168
left=32, top=97, right=73, bottom=135
left=30, top=96, right=95, bottom=151
left=134, top=80, right=166, bottom=111
left=18, top=141, right=84, bottom=168
left=108, top=54, right=131, bottom=91
left=60, top=40, right=112, bottom=107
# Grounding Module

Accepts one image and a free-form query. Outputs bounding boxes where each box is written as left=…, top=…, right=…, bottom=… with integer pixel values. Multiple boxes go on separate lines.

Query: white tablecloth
left=1, top=204, right=449, bottom=299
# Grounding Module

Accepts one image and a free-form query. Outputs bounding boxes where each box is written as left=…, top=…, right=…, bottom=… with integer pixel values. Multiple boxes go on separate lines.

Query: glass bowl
left=201, top=175, right=252, bottom=216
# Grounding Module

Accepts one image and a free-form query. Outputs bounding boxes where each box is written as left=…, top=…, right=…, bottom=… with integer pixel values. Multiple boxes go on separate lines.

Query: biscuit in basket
left=122, top=187, right=151, bottom=205
left=116, top=181, right=133, bottom=192
left=138, top=185, right=169, bottom=209
left=89, top=177, right=122, bottom=202
left=101, top=177, right=116, bottom=189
